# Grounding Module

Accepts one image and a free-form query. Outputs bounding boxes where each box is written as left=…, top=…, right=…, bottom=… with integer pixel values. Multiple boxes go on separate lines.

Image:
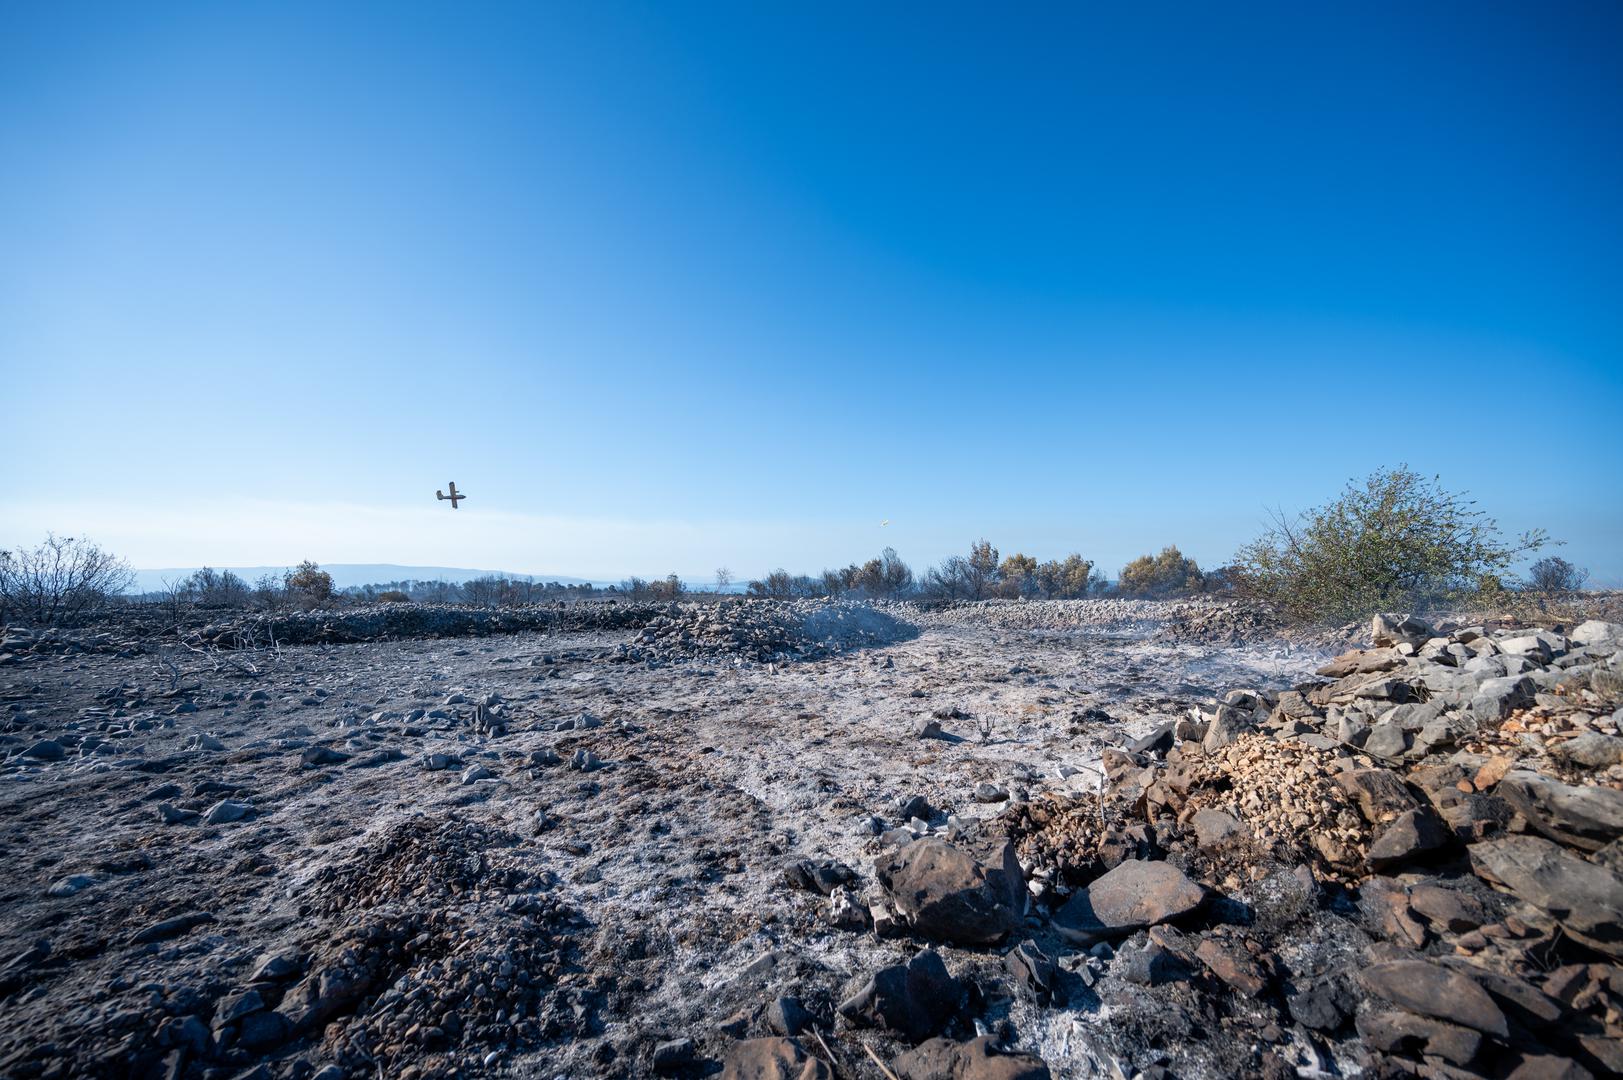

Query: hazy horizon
left=5, top=4, right=1620, bottom=583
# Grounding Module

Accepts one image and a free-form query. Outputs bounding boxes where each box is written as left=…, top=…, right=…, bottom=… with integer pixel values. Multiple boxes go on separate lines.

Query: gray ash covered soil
left=1, top=599, right=1619, bottom=1080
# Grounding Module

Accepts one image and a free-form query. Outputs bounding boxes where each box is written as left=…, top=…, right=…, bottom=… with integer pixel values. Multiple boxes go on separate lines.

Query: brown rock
left=1505, top=1055, right=1595, bottom=1080
left=1407, top=884, right=1487, bottom=933
left=1194, top=939, right=1269, bottom=997
left=1366, top=809, right=1451, bottom=870
left=1360, top=960, right=1508, bottom=1038
left=1356, top=1009, right=1483, bottom=1067
left=876, top=838, right=1026, bottom=946
left=1191, top=808, right=1245, bottom=849
left=720, top=1038, right=834, bottom=1080
left=1469, top=836, right=1623, bottom=958
left=891, top=1036, right=1051, bottom=1080
left=1053, top=859, right=1205, bottom=943
left=1473, top=755, right=1515, bottom=791
left=1337, top=768, right=1418, bottom=825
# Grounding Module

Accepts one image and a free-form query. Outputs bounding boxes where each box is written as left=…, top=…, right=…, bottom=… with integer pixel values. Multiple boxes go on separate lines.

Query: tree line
left=0, top=467, right=1595, bottom=626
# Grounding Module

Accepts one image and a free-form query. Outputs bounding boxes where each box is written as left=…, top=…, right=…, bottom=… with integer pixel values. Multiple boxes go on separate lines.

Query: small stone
left=204, top=799, right=251, bottom=825
left=19, top=740, right=65, bottom=762
left=653, top=1038, right=695, bottom=1074
left=46, top=874, right=96, bottom=897
left=157, top=803, right=201, bottom=826
left=1191, top=808, right=1244, bottom=848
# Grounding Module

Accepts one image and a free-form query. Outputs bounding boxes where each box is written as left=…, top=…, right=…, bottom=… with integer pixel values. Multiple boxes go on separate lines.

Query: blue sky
left=3, top=2, right=1620, bottom=583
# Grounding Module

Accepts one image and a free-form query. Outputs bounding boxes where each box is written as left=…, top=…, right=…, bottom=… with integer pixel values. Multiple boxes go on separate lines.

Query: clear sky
left=3, top=2, right=1621, bottom=584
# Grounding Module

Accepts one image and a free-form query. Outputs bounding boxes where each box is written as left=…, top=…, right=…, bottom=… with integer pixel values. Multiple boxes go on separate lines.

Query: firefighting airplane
left=435, top=482, right=466, bottom=509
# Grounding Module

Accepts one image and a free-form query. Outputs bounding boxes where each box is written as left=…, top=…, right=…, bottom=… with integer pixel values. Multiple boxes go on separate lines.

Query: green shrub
left=1233, top=466, right=1548, bottom=623
left=1034, top=554, right=1095, bottom=599
left=285, top=560, right=335, bottom=609
left=1118, top=546, right=1202, bottom=597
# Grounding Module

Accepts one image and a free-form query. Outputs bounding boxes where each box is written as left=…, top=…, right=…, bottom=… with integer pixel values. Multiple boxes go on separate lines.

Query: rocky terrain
left=1, top=599, right=1619, bottom=1080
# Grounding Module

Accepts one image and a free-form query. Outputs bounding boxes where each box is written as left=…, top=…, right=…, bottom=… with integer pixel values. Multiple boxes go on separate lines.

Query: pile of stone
left=900, top=596, right=1289, bottom=646
left=1049, top=613, right=1622, bottom=1076
left=193, top=602, right=656, bottom=649
left=0, top=625, right=132, bottom=663
left=615, top=599, right=917, bottom=665
left=764, top=614, right=1622, bottom=1079
left=1149, top=601, right=1285, bottom=646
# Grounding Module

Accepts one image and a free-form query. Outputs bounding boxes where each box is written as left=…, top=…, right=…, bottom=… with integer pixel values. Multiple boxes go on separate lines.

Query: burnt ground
left=0, top=609, right=1313, bottom=1079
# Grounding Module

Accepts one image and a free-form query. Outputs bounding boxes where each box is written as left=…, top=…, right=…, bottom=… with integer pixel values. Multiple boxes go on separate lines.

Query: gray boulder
left=1469, top=676, right=1535, bottom=724
left=1552, top=732, right=1623, bottom=770
left=1570, top=620, right=1622, bottom=648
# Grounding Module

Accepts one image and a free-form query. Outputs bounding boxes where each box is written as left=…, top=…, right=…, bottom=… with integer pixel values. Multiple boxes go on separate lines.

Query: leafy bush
left=1118, top=546, right=1202, bottom=598
left=1034, top=554, right=1097, bottom=599
left=650, top=574, right=686, bottom=600
left=377, top=590, right=411, bottom=603
left=998, top=553, right=1038, bottom=598
left=0, top=534, right=134, bottom=625
left=1233, top=466, right=1549, bottom=622
left=284, top=560, right=336, bottom=609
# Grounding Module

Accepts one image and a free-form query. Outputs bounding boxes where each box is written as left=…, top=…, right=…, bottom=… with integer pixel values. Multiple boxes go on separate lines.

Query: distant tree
left=650, top=574, right=686, bottom=600
left=966, top=540, right=1000, bottom=599
left=921, top=555, right=974, bottom=600
left=998, top=553, right=1038, bottom=598
left=1527, top=556, right=1588, bottom=596
left=1034, top=554, right=1095, bottom=599
left=378, top=590, right=411, bottom=603
left=180, top=566, right=250, bottom=607
left=1118, top=546, right=1202, bottom=598
left=620, top=576, right=651, bottom=599
left=879, top=548, right=914, bottom=597
left=714, top=567, right=733, bottom=594
left=0, top=534, right=135, bottom=625
left=251, top=573, right=286, bottom=611
left=284, top=560, right=336, bottom=609
left=1233, top=466, right=1549, bottom=621
left=748, top=569, right=797, bottom=599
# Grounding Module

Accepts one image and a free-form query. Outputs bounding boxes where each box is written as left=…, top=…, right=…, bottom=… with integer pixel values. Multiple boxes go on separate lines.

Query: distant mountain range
left=129, top=564, right=607, bottom=593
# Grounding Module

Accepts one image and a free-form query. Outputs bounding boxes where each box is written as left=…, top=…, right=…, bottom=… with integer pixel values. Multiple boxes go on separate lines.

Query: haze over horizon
left=5, top=3, right=1621, bottom=584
